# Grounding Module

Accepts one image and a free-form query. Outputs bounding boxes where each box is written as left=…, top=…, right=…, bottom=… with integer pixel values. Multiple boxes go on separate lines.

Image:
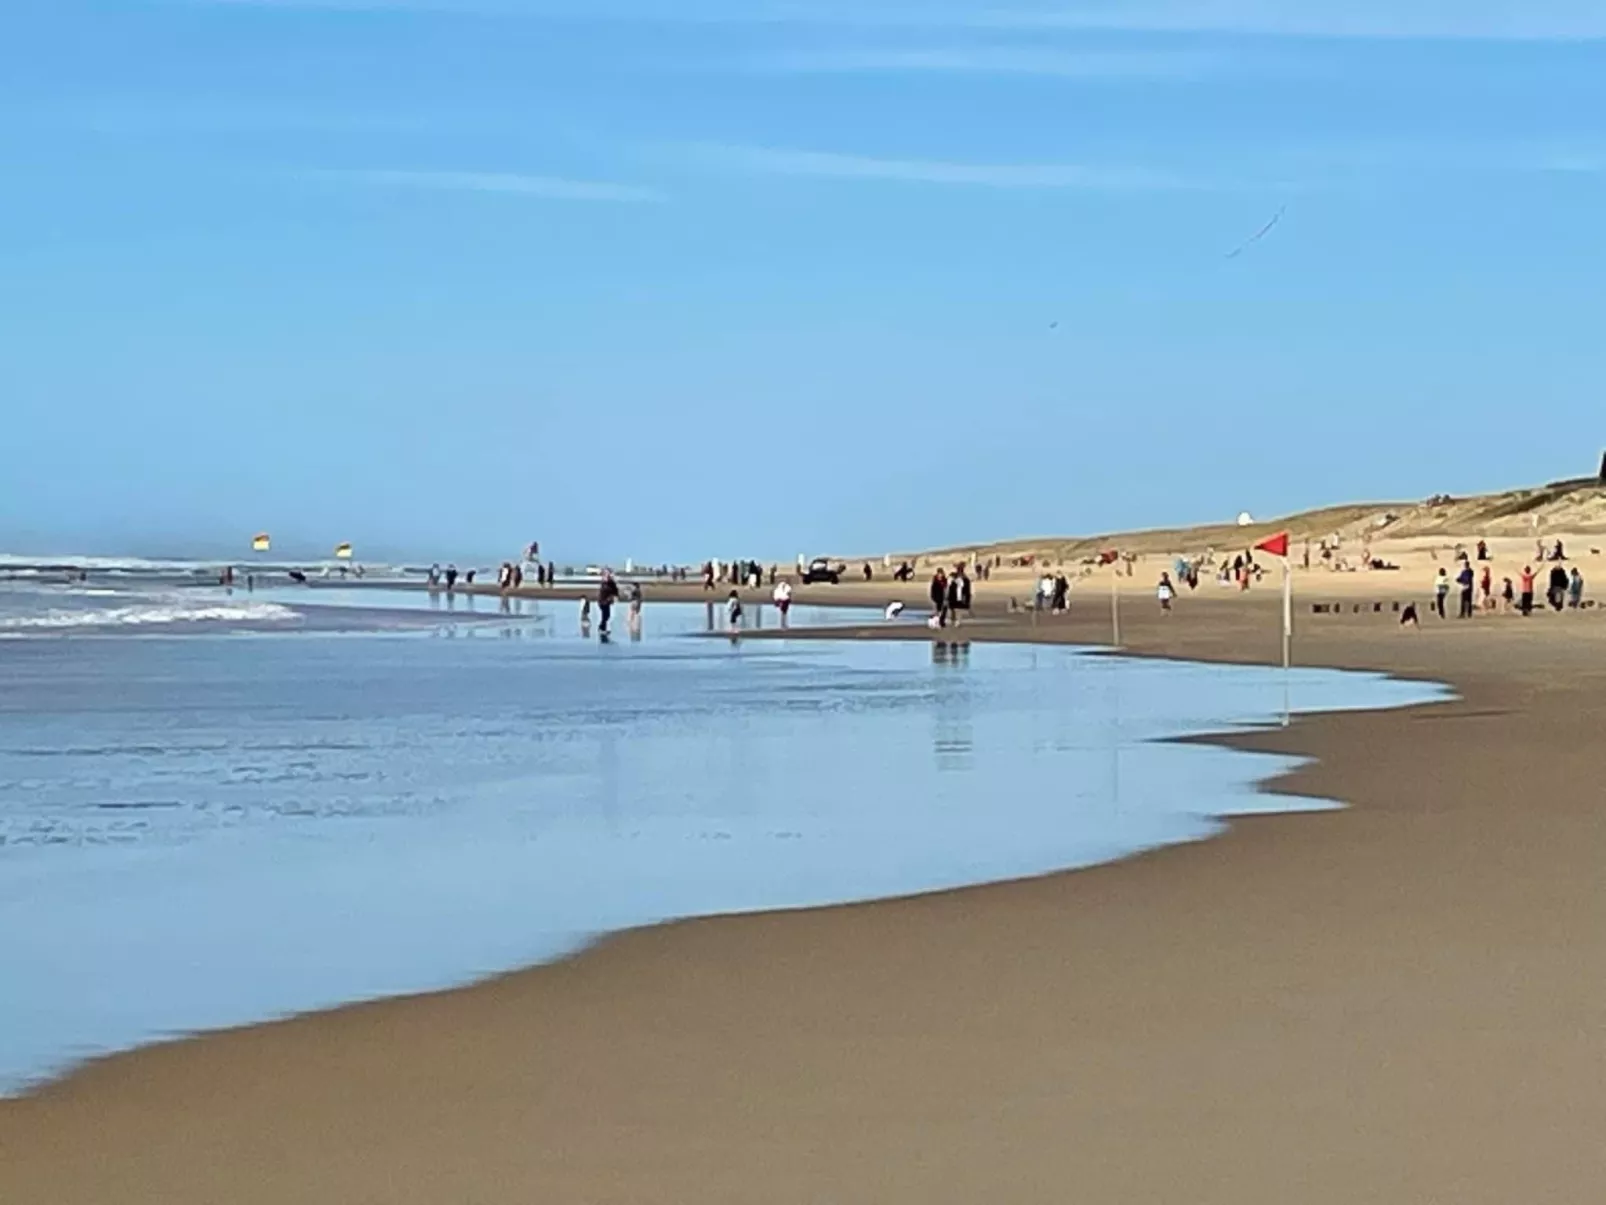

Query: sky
left=3, top=1, right=1604, bottom=563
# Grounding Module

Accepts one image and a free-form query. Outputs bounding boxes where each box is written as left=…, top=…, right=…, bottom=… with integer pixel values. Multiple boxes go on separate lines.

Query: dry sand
left=4, top=588, right=1605, bottom=1203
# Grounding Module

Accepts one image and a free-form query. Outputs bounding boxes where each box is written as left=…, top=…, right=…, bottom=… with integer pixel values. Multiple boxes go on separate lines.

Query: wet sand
left=4, top=591, right=1605, bottom=1203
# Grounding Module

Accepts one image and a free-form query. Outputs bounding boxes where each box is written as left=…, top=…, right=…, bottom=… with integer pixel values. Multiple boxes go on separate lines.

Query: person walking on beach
left=930, top=569, right=949, bottom=627
left=772, top=578, right=793, bottom=627
left=1157, top=572, right=1176, bottom=613
left=1051, top=573, right=1069, bottom=613
left=1433, top=567, right=1450, bottom=619
left=726, top=589, right=744, bottom=634
left=1457, top=561, right=1475, bottom=619
left=1480, top=564, right=1494, bottom=611
left=947, top=564, right=971, bottom=629
left=597, top=570, right=620, bottom=636
left=445, top=564, right=458, bottom=590
left=1519, top=566, right=1537, bottom=616
left=1568, top=567, right=1585, bottom=609
left=702, top=562, right=715, bottom=591
left=1501, top=576, right=1515, bottom=613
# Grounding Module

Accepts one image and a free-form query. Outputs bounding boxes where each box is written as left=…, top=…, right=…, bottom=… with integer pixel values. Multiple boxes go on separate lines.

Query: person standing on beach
left=1052, top=573, right=1069, bottom=613
left=726, top=590, right=744, bottom=634
left=1548, top=564, right=1569, bottom=612
left=930, top=569, right=949, bottom=627
left=445, top=564, right=458, bottom=591
left=1433, top=568, right=1450, bottom=619
left=627, top=582, right=644, bottom=638
left=1157, top=572, right=1175, bottom=613
left=1480, top=564, right=1494, bottom=611
left=1568, top=567, right=1585, bottom=609
left=772, top=578, right=793, bottom=627
left=1519, top=566, right=1537, bottom=616
left=947, top=564, right=971, bottom=629
left=702, top=562, right=715, bottom=591
left=1456, top=561, right=1475, bottom=619
left=1501, top=576, right=1515, bottom=613
left=597, top=571, right=620, bottom=635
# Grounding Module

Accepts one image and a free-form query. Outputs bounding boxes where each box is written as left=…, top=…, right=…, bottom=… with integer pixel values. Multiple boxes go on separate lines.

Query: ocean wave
left=0, top=602, right=301, bottom=632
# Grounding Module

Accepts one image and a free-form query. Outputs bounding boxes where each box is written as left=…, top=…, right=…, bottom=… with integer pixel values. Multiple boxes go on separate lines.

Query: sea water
left=0, top=571, right=1444, bottom=1093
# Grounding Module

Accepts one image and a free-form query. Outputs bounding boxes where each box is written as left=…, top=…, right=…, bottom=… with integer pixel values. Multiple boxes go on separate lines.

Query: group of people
left=1035, top=572, right=1072, bottom=613
left=1422, top=550, right=1585, bottom=621
left=928, top=565, right=973, bottom=627
left=701, top=560, right=769, bottom=591
left=582, top=570, right=644, bottom=638
left=428, top=561, right=559, bottom=590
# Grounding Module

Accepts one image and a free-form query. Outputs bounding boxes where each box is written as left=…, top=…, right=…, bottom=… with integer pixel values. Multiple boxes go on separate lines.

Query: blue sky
left=3, top=1, right=1604, bottom=563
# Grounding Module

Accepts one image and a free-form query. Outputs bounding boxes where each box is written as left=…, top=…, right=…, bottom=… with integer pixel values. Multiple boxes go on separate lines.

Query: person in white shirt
left=1037, top=574, right=1055, bottom=611
left=772, top=579, right=793, bottom=627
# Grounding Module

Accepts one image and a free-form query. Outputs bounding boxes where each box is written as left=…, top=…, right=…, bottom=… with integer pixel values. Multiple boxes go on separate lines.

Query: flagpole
left=1111, top=562, right=1121, bottom=648
left=1281, top=554, right=1292, bottom=671
left=1281, top=552, right=1293, bottom=727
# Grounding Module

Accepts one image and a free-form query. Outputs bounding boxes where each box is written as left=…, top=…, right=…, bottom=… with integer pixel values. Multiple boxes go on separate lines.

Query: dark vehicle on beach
left=801, top=558, right=841, bottom=585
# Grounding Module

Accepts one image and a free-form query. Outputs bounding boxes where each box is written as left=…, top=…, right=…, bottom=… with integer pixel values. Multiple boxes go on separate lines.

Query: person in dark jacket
left=1548, top=564, right=1570, bottom=612
left=597, top=571, right=621, bottom=634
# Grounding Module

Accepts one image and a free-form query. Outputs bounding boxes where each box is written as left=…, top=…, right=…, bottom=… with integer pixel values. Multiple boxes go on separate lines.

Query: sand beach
left=5, top=518, right=1606, bottom=1203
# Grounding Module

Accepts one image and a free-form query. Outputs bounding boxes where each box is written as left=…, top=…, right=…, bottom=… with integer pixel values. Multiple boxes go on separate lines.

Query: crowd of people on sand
left=1399, top=539, right=1587, bottom=626
left=424, top=560, right=567, bottom=591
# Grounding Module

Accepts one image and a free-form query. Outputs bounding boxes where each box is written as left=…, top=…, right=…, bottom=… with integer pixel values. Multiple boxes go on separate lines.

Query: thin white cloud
left=320, top=168, right=664, bottom=201
left=757, top=46, right=1224, bottom=78
left=952, top=1, right=1606, bottom=40
left=171, top=0, right=1606, bottom=38
left=691, top=145, right=1203, bottom=190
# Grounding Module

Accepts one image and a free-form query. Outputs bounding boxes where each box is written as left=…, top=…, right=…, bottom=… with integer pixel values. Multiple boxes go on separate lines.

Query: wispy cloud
left=688, top=145, right=1205, bottom=190
left=948, top=1, right=1606, bottom=41
left=316, top=168, right=664, bottom=201
left=756, top=46, right=1224, bottom=78
left=177, top=0, right=1606, bottom=40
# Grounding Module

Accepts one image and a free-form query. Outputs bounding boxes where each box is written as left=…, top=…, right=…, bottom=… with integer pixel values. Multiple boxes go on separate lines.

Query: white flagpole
left=1280, top=552, right=1293, bottom=726
left=1281, top=554, right=1293, bottom=671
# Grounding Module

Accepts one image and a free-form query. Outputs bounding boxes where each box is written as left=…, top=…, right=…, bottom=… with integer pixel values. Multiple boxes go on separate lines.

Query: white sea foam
left=0, top=602, right=300, bottom=631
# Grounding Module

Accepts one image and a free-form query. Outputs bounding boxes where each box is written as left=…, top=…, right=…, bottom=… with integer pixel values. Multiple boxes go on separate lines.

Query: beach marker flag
left=251, top=533, right=271, bottom=553
left=334, top=543, right=354, bottom=560
left=1254, top=532, right=1295, bottom=687
left=1254, top=532, right=1290, bottom=559
left=1101, top=549, right=1123, bottom=646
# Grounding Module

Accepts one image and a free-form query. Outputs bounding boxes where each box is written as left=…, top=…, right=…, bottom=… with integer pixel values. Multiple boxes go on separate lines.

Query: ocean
left=0, top=563, right=1444, bottom=1092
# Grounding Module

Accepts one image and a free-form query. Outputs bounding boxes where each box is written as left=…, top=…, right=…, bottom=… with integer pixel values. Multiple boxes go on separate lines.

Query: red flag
left=1255, top=532, right=1290, bottom=558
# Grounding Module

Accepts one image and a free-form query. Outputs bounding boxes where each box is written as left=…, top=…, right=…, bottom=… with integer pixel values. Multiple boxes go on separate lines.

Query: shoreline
left=4, top=597, right=1605, bottom=1201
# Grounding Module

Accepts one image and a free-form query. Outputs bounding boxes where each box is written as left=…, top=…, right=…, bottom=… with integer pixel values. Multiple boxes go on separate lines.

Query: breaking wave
left=0, top=601, right=301, bottom=632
